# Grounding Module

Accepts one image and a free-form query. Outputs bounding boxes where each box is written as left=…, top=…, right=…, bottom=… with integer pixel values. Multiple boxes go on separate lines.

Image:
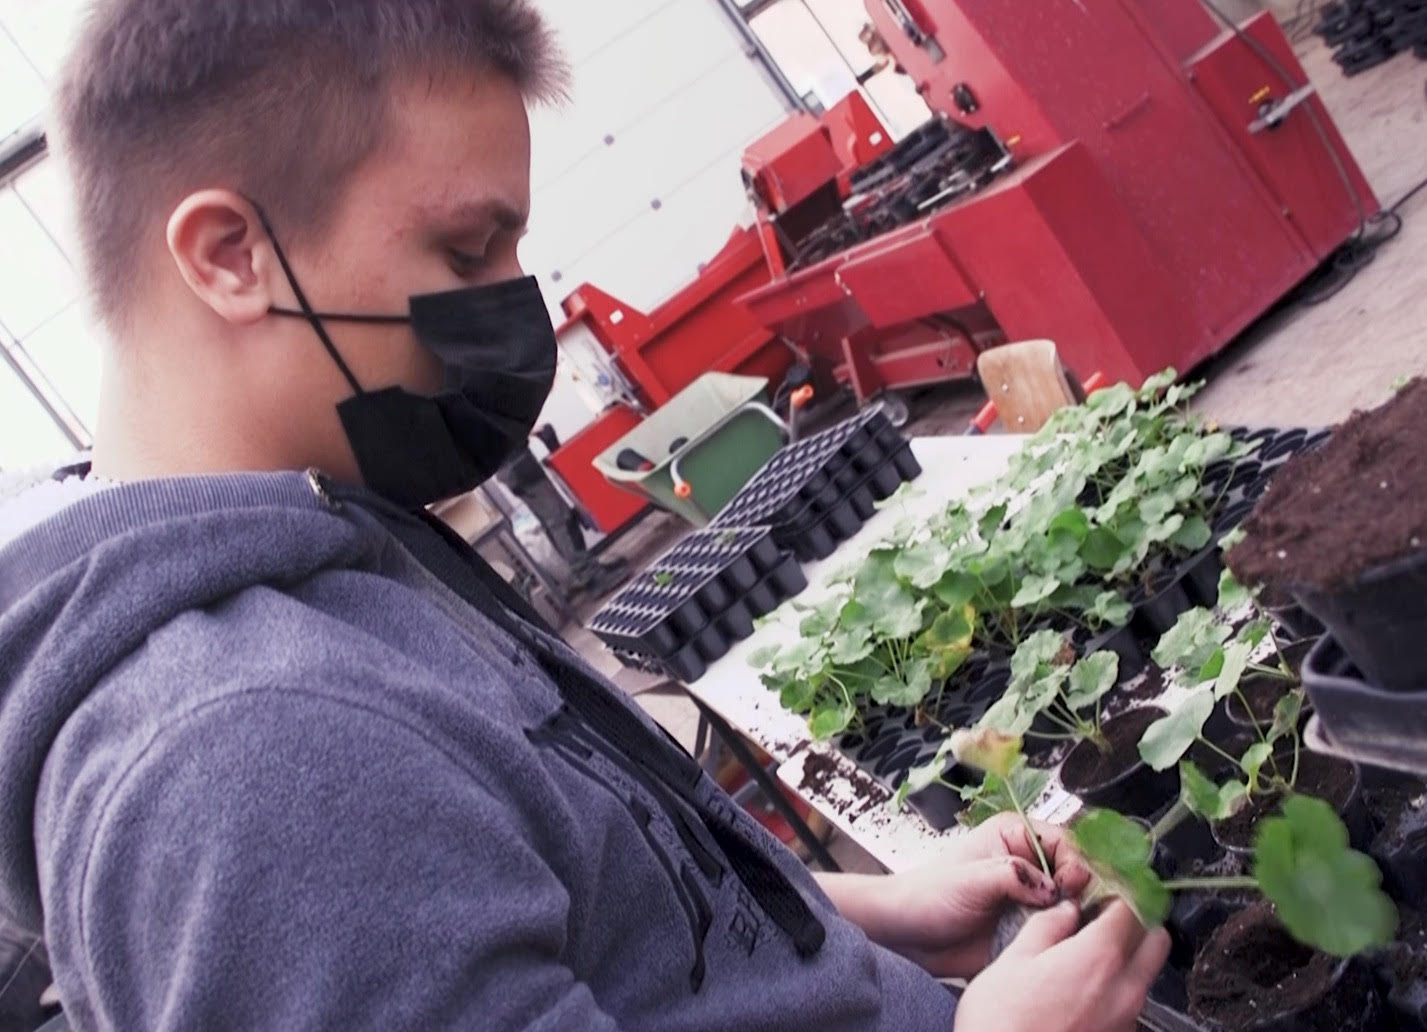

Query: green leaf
left=748, top=642, right=782, bottom=669
left=1217, top=569, right=1251, bottom=612
left=1169, top=515, right=1212, bottom=553
left=1139, top=690, right=1215, bottom=771
left=1268, top=690, right=1305, bottom=747
left=827, top=630, right=875, bottom=666
left=1254, top=795, right=1397, bottom=957
left=871, top=658, right=934, bottom=707
left=950, top=727, right=1025, bottom=778
left=1240, top=742, right=1273, bottom=788
left=1089, top=590, right=1134, bottom=628
left=1064, top=652, right=1120, bottom=711
left=919, top=606, right=976, bottom=678
left=1212, top=640, right=1254, bottom=701
left=1081, top=527, right=1128, bottom=572
left=809, top=701, right=855, bottom=739
left=853, top=555, right=927, bottom=639
left=1151, top=608, right=1232, bottom=672
left=1010, top=630, right=1070, bottom=687
left=961, top=764, right=1051, bottom=827
left=893, top=538, right=953, bottom=589
left=1138, top=368, right=1179, bottom=397
left=1011, top=573, right=1060, bottom=608
left=978, top=691, right=1033, bottom=736
left=778, top=679, right=818, bottom=713
left=798, top=606, right=839, bottom=638
left=1071, top=808, right=1171, bottom=926
left=933, top=570, right=979, bottom=609
left=1088, top=382, right=1138, bottom=416
left=1219, top=525, right=1248, bottom=549
left=1179, top=760, right=1248, bottom=821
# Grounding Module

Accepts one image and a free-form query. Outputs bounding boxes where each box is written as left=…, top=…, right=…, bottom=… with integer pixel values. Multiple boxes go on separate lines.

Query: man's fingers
left=1078, top=900, right=1151, bottom=960
left=1017, top=819, right=1092, bottom=899
left=1002, top=900, right=1081, bottom=960
left=1127, top=924, right=1172, bottom=988
left=993, top=856, right=1060, bottom=907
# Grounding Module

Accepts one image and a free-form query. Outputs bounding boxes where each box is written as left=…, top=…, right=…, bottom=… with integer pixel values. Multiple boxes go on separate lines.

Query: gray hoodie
left=0, top=470, right=956, bottom=1031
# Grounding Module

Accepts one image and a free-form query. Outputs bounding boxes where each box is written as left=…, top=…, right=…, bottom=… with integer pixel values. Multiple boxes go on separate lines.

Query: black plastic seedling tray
left=823, top=426, right=1329, bottom=834
left=589, top=527, right=806, bottom=682
left=712, top=407, right=922, bottom=562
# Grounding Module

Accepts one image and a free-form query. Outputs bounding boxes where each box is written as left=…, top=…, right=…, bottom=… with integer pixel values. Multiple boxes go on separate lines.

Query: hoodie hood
left=0, top=470, right=376, bottom=933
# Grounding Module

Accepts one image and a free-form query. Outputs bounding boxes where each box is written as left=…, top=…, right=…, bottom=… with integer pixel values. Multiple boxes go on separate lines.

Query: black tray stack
left=1317, top=0, right=1427, bottom=74
left=588, top=526, right=807, bottom=683
left=710, top=406, right=923, bottom=562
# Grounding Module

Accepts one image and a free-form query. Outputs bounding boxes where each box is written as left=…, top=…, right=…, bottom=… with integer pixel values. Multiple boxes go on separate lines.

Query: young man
left=0, top=2, right=1168, bottom=1029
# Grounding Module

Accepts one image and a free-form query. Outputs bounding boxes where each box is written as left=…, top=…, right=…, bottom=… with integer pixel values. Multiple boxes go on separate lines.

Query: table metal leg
left=690, top=697, right=841, bottom=872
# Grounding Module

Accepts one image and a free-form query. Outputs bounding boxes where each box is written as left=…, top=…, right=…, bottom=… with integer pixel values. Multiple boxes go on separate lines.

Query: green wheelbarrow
left=594, top=372, right=796, bottom=526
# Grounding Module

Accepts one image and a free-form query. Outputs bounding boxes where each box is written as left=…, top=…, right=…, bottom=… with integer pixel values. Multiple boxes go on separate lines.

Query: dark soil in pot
left=1224, top=641, right=1313, bottom=726
left=1189, top=902, right=1382, bottom=1031
left=1370, top=906, right=1427, bottom=1030
left=1365, top=772, right=1427, bottom=902
left=1059, top=707, right=1173, bottom=817
left=1213, top=752, right=1361, bottom=852
left=1226, top=378, right=1427, bottom=693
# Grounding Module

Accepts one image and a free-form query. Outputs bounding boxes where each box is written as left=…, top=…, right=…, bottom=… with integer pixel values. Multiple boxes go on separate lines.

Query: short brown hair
left=56, top=0, right=566, bottom=326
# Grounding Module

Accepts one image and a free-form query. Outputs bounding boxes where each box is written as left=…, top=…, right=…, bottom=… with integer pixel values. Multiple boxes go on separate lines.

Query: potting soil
left=1214, top=753, right=1357, bottom=850
left=1059, top=706, right=1163, bottom=790
left=1188, top=904, right=1368, bottom=1031
left=1229, top=378, right=1427, bottom=591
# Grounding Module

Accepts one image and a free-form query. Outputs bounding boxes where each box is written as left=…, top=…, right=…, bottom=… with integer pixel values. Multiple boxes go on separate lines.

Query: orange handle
left=674, top=481, right=693, bottom=500
left=791, top=385, right=815, bottom=410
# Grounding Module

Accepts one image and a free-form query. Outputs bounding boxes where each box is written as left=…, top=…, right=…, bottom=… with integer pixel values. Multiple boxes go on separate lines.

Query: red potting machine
left=548, top=0, right=1375, bottom=535
left=546, top=95, right=892, bottom=535
left=737, top=0, right=1376, bottom=404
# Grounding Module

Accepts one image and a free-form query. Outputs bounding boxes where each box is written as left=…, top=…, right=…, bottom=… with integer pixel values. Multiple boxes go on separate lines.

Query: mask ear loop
left=248, top=200, right=367, bottom=396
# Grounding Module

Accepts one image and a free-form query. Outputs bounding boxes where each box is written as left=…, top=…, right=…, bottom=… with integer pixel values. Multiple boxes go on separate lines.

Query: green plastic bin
left=594, top=373, right=788, bottom=526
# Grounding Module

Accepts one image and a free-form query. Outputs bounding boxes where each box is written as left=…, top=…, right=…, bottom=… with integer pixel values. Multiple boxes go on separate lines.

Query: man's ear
left=165, top=190, right=274, bottom=326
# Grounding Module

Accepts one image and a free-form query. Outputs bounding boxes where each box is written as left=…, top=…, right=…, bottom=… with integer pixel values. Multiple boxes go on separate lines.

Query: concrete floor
left=564, top=39, right=1427, bottom=875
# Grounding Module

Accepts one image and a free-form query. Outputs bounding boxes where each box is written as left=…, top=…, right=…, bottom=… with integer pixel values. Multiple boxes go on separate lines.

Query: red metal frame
left=545, top=404, right=646, bottom=535
left=735, top=0, right=1376, bottom=396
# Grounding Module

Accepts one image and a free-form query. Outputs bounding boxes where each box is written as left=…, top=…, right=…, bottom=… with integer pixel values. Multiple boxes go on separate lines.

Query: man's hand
left=956, top=900, right=1170, bottom=1032
left=820, top=814, right=1092, bottom=979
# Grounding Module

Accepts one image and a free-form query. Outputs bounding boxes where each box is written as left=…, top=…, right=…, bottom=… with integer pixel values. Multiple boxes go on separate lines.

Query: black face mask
left=256, top=206, right=558, bottom=509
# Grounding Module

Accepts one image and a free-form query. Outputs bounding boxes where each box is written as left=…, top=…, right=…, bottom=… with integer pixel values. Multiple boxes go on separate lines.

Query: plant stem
left=1197, top=736, right=1242, bottom=771
left=1006, top=783, right=1053, bottom=881
left=1161, top=876, right=1259, bottom=892
left=1150, top=801, right=1189, bottom=846
left=1025, top=730, right=1082, bottom=741
left=1247, top=663, right=1294, bottom=681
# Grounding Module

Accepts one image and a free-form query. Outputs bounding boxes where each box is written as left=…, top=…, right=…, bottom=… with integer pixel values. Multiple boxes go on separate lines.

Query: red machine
left=548, top=95, right=891, bottom=534
left=737, top=0, right=1377, bottom=399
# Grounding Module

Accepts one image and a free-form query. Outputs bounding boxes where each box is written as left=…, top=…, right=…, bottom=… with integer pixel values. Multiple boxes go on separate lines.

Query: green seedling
left=894, top=728, right=1054, bottom=879
left=978, top=630, right=1120, bottom=755
left=1072, top=789, right=1396, bottom=959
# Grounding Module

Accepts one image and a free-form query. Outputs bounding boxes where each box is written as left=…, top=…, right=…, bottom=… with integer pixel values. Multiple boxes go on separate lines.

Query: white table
left=690, top=434, right=1093, bottom=874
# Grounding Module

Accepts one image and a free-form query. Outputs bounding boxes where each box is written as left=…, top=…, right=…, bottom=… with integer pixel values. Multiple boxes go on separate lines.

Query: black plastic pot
left=710, top=408, right=921, bottom=564
left=1179, top=547, right=1225, bottom=609
left=1211, top=754, right=1370, bottom=855
left=1060, top=707, right=1176, bottom=819
left=590, top=527, right=804, bottom=682
left=1188, top=904, right=1384, bottom=1032
left=1293, top=547, right=1427, bottom=694
left=1083, top=621, right=1147, bottom=680
left=1132, top=574, right=1194, bottom=640
left=1303, top=633, right=1427, bottom=761
left=1267, top=602, right=1326, bottom=642
left=1366, top=775, right=1427, bottom=904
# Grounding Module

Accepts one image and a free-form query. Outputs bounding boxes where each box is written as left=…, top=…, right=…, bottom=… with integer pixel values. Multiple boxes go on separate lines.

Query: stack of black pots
left=588, top=527, right=806, bottom=683
left=1317, top=0, right=1427, bottom=74
left=711, top=406, right=923, bottom=562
